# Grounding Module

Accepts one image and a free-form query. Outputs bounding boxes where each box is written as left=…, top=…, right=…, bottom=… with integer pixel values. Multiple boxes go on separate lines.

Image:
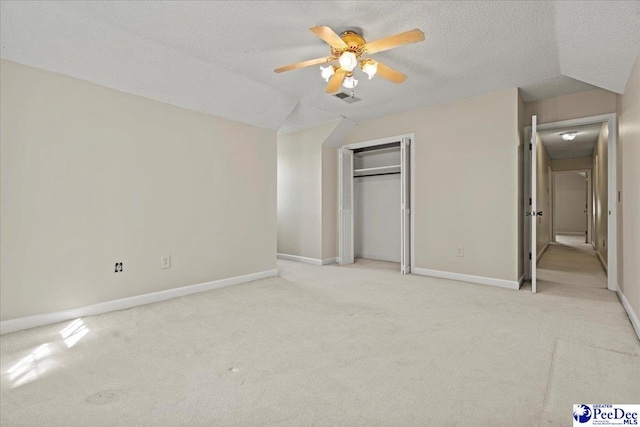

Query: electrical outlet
left=457, top=247, right=464, bottom=257
left=114, top=262, right=123, bottom=273
left=161, top=255, right=171, bottom=269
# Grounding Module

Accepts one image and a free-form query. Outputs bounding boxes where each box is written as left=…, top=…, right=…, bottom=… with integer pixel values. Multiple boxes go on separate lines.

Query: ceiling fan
left=274, top=26, right=425, bottom=93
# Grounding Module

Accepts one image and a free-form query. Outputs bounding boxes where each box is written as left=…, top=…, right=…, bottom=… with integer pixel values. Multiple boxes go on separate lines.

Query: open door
left=339, top=148, right=354, bottom=264
left=400, top=137, right=411, bottom=274
left=530, top=115, right=538, bottom=293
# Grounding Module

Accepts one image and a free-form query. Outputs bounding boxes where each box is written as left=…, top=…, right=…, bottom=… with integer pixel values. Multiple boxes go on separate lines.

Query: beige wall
left=321, top=146, right=338, bottom=260
left=345, top=88, right=519, bottom=281
left=277, top=120, right=340, bottom=260
left=0, top=60, right=277, bottom=321
left=617, top=55, right=640, bottom=325
left=551, top=156, right=593, bottom=172
left=554, top=172, right=587, bottom=234
left=524, top=88, right=617, bottom=125
left=536, top=135, right=552, bottom=256
left=593, top=123, right=608, bottom=266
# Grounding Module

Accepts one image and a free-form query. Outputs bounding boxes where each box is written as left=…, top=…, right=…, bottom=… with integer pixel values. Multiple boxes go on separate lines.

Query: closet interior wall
left=353, top=146, right=401, bottom=263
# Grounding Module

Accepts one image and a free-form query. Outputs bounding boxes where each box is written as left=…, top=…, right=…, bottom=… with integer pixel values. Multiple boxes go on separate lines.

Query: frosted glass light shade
left=320, top=65, right=335, bottom=82
left=362, top=60, right=378, bottom=79
left=343, top=75, right=358, bottom=89
left=339, top=51, right=357, bottom=72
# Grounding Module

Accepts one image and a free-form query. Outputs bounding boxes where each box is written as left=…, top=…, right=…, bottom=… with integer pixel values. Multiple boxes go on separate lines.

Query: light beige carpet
left=536, top=234, right=608, bottom=292
left=1, top=258, right=638, bottom=426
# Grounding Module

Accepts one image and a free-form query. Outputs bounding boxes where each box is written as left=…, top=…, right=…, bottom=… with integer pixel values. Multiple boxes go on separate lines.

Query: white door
left=530, top=115, right=538, bottom=293
left=339, top=148, right=354, bottom=264
left=400, top=137, right=411, bottom=274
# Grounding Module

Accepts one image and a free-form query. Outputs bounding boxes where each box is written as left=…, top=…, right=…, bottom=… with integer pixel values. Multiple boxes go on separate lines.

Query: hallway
left=537, top=233, right=607, bottom=291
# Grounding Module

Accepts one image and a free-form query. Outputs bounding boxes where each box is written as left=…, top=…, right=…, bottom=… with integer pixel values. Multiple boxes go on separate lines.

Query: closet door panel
left=339, top=149, right=354, bottom=264
left=400, top=138, right=411, bottom=274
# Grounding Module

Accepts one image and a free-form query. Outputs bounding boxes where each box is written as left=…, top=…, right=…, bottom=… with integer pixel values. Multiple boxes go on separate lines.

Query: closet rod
left=354, top=172, right=401, bottom=178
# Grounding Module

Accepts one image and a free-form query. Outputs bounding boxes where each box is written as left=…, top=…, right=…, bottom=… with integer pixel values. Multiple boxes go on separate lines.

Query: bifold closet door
left=400, top=138, right=411, bottom=274
left=339, top=148, right=354, bottom=264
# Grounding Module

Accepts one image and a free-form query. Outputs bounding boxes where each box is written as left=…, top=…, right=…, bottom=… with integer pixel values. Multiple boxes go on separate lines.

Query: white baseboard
left=616, top=289, right=640, bottom=341
left=0, top=269, right=278, bottom=335
left=556, top=231, right=585, bottom=236
left=277, top=253, right=337, bottom=266
left=412, top=267, right=520, bottom=290
left=277, top=253, right=323, bottom=265
left=356, top=253, right=401, bottom=263
left=537, top=242, right=550, bottom=263
left=596, top=250, right=608, bottom=272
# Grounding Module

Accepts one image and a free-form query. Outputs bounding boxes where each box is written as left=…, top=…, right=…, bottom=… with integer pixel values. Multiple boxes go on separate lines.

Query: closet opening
left=339, top=134, right=414, bottom=274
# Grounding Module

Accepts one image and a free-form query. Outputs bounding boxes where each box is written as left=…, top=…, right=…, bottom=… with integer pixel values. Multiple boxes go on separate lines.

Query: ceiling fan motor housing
left=333, top=31, right=366, bottom=57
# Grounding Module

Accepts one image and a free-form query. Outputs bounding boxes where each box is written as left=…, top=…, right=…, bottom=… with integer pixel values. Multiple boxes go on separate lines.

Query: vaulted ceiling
left=1, top=1, right=639, bottom=133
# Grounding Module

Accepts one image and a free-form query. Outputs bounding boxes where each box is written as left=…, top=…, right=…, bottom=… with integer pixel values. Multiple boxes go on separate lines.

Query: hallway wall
left=536, top=135, right=552, bottom=258
left=617, top=55, right=640, bottom=337
left=551, top=156, right=593, bottom=172
left=593, top=123, right=608, bottom=267
left=554, top=172, right=587, bottom=235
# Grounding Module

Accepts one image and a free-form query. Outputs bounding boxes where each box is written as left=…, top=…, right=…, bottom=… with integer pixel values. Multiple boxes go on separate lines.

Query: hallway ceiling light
left=561, top=132, right=578, bottom=141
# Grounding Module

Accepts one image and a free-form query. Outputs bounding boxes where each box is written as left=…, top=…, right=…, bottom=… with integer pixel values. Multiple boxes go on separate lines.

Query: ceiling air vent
left=334, top=92, right=361, bottom=104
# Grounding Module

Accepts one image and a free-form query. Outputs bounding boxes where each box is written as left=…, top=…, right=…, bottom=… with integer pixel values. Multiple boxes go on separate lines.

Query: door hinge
left=529, top=198, right=532, bottom=206
left=529, top=252, right=532, bottom=260
left=529, top=143, right=532, bottom=150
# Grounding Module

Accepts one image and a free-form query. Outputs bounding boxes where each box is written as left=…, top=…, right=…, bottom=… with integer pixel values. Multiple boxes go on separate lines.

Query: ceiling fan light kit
left=320, top=65, right=336, bottom=82
left=343, top=74, right=358, bottom=89
left=338, top=51, right=358, bottom=72
left=361, top=59, right=378, bottom=80
left=274, top=26, right=425, bottom=93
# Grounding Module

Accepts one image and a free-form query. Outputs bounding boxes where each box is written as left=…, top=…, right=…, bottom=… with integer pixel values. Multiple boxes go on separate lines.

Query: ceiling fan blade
left=274, top=56, right=334, bottom=73
left=326, top=69, right=347, bottom=93
left=310, top=26, right=347, bottom=49
left=363, top=29, right=425, bottom=54
left=375, top=61, right=407, bottom=84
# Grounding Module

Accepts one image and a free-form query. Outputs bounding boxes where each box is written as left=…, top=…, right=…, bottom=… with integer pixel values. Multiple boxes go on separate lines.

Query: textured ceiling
left=1, top=1, right=639, bottom=132
left=539, top=122, right=604, bottom=160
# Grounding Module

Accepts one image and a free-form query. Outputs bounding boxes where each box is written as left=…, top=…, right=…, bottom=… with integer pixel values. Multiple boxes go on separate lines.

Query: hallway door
left=530, top=115, right=538, bottom=293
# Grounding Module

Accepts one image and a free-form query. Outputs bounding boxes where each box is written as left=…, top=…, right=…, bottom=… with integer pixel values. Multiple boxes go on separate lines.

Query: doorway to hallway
left=524, top=113, right=617, bottom=293
left=536, top=233, right=607, bottom=292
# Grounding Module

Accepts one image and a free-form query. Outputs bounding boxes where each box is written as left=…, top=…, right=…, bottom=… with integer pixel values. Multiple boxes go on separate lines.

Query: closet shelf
left=354, top=165, right=401, bottom=177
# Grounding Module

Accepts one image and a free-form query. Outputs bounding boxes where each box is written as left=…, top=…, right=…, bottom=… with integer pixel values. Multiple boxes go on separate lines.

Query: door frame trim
left=524, top=113, right=618, bottom=292
left=342, top=134, right=416, bottom=272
